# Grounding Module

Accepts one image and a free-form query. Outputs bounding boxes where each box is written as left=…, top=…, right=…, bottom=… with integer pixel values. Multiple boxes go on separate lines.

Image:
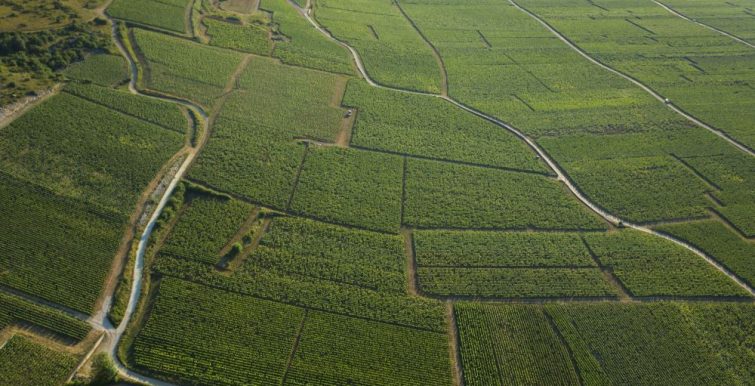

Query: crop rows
left=316, top=0, right=441, bottom=93
left=455, top=303, right=580, bottom=385
left=286, top=311, right=453, bottom=385
left=132, top=28, right=244, bottom=108
left=662, top=0, right=755, bottom=44
left=0, top=172, right=125, bottom=314
left=0, top=335, right=78, bottom=386
left=162, top=195, right=255, bottom=264
left=63, top=54, right=128, bottom=87
left=262, top=0, right=353, bottom=74
left=153, top=254, right=447, bottom=332
left=0, top=91, right=184, bottom=216
left=583, top=230, right=749, bottom=297
left=414, top=230, right=596, bottom=267
left=190, top=57, right=345, bottom=209
left=204, top=18, right=273, bottom=55
left=0, top=290, right=91, bottom=342
left=133, top=278, right=303, bottom=385
left=64, top=82, right=188, bottom=134
left=290, top=147, right=404, bottom=233
left=343, top=80, right=547, bottom=173
left=404, top=158, right=606, bottom=230
left=108, top=0, right=189, bottom=34
left=249, top=216, right=406, bottom=292
left=418, top=267, right=614, bottom=298
left=656, top=220, right=754, bottom=287
left=518, top=0, right=755, bottom=149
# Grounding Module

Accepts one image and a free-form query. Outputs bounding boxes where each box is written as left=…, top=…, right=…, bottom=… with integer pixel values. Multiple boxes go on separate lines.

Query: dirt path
left=293, top=0, right=755, bottom=297
left=507, top=0, right=754, bottom=157
left=446, top=303, right=465, bottom=386
left=401, top=228, right=419, bottom=296
left=652, top=0, right=755, bottom=49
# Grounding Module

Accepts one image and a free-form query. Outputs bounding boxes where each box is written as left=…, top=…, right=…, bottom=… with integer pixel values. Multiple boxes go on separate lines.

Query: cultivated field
left=0, top=0, right=752, bottom=384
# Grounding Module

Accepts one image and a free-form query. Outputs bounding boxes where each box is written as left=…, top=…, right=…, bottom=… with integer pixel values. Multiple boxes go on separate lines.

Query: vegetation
left=161, top=195, right=255, bottom=264
left=0, top=0, right=106, bottom=32
left=404, top=158, right=606, bottom=230
left=316, top=0, right=441, bottom=92
left=261, top=0, right=353, bottom=74
left=418, top=267, right=615, bottom=298
left=290, top=147, right=403, bottom=232
left=583, top=230, right=749, bottom=297
left=0, top=289, right=91, bottom=342
left=414, top=230, right=596, bottom=267
left=204, top=17, right=272, bottom=55
left=287, top=311, right=453, bottom=385
left=131, top=28, right=244, bottom=107
left=132, top=278, right=303, bottom=385
left=190, top=56, right=345, bottom=209
left=0, top=91, right=184, bottom=215
left=249, top=216, right=406, bottom=293
left=0, top=172, right=125, bottom=313
left=455, top=303, right=580, bottom=385
left=343, top=80, right=548, bottom=173
left=63, top=54, right=127, bottom=86
left=656, top=220, right=755, bottom=287
left=107, top=0, right=189, bottom=34
left=0, top=335, right=78, bottom=386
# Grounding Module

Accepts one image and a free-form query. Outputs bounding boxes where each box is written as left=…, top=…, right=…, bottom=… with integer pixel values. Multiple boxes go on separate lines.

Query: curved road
left=98, top=20, right=208, bottom=386
left=652, top=0, right=755, bottom=50
left=507, top=0, right=754, bottom=157
left=294, top=0, right=755, bottom=297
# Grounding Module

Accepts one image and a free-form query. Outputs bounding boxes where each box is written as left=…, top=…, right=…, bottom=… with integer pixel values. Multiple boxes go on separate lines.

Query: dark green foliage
left=0, top=290, right=91, bottom=342
left=63, top=54, right=128, bottom=86
left=0, top=336, right=78, bottom=386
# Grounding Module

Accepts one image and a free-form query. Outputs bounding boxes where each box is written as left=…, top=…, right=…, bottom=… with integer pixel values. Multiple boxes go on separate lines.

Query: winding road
left=652, top=0, right=755, bottom=50
left=293, top=0, right=755, bottom=297
left=507, top=0, right=754, bottom=157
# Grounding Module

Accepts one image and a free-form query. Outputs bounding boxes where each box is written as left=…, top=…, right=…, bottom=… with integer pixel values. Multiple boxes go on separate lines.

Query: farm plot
left=454, top=303, right=580, bottom=385
left=132, top=28, right=244, bottom=108
left=418, top=267, right=614, bottom=298
left=678, top=152, right=755, bottom=236
left=545, top=302, right=752, bottom=385
left=132, top=278, right=303, bottom=385
left=0, top=336, right=78, bottom=386
left=64, top=82, right=188, bottom=134
left=108, top=0, right=190, bottom=34
left=403, top=158, right=606, bottom=230
left=662, top=0, right=755, bottom=44
left=656, top=220, right=755, bottom=288
left=261, top=0, right=353, bottom=74
left=0, top=290, right=91, bottom=343
left=0, top=92, right=184, bottom=216
left=518, top=0, right=755, bottom=149
left=343, top=80, right=548, bottom=173
left=289, top=147, right=403, bottom=233
left=161, top=195, right=255, bottom=265
left=204, top=17, right=273, bottom=55
left=248, top=216, right=406, bottom=292
left=286, top=311, right=453, bottom=385
left=563, top=155, right=711, bottom=223
left=583, top=230, right=749, bottom=297
left=0, top=173, right=125, bottom=314
left=398, top=0, right=687, bottom=138
left=315, top=0, right=442, bottom=93
left=63, top=54, right=128, bottom=87
left=154, top=254, right=447, bottom=331
left=414, top=230, right=596, bottom=268
left=189, top=57, right=345, bottom=209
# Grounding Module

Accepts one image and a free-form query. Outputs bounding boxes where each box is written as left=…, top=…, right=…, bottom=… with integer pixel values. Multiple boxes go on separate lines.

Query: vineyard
left=0, top=336, right=78, bottom=386
left=0, top=0, right=753, bottom=384
left=315, top=0, right=442, bottom=93
left=108, top=0, right=190, bottom=34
